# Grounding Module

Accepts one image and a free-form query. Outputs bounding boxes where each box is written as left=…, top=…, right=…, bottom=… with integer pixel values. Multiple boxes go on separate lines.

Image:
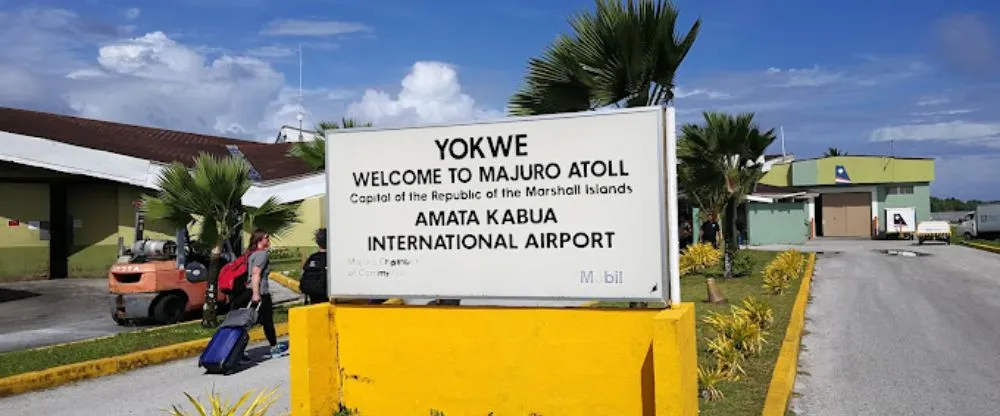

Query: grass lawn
left=969, top=239, right=1000, bottom=248
left=271, top=258, right=303, bottom=279
left=0, top=308, right=289, bottom=379
left=949, top=226, right=1000, bottom=249
left=600, top=250, right=801, bottom=416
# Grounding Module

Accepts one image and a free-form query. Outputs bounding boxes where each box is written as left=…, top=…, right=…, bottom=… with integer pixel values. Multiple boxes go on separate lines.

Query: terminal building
left=0, top=107, right=327, bottom=280
left=745, top=154, right=934, bottom=245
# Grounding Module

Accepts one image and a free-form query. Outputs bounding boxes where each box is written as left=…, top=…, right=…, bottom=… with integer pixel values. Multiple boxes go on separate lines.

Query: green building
left=748, top=155, right=935, bottom=243
left=0, top=107, right=327, bottom=280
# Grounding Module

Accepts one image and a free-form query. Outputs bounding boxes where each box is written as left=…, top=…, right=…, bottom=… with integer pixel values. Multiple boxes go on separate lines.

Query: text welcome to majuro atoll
left=347, top=133, right=638, bottom=253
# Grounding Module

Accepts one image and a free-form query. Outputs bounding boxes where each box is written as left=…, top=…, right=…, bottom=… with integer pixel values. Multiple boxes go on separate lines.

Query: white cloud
left=0, top=6, right=490, bottom=142
left=346, top=61, right=502, bottom=126
left=910, top=109, right=975, bottom=117
left=765, top=66, right=844, bottom=87
left=675, top=87, right=731, bottom=100
left=869, top=120, right=1000, bottom=144
left=246, top=45, right=296, bottom=58
left=0, top=7, right=353, bottom=141
left=60, top=31, right=287, bottom=137
left=124, top=7, right=140, bottom=20
left=261, top=19, right=372, bottom=36
left=916, top=96, right=950, bottom=106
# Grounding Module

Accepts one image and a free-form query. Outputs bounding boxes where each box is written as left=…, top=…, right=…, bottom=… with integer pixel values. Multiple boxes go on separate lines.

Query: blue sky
left=1, top=0, right=998, bottom=199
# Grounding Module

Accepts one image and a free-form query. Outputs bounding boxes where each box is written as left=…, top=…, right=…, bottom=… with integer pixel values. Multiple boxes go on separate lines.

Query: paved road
left=0, top=279, right=299, bottom=353
left=0, top=337, right=293, bottom=415
left=769, top=239, right=1000, bottom=416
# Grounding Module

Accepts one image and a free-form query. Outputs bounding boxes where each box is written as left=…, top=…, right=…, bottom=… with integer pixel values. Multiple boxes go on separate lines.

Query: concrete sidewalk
left=0, top=337, right=293, bottom=415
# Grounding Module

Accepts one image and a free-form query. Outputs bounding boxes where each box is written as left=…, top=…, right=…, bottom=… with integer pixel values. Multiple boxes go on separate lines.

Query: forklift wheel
left=152, top=293, right=187, bottom=324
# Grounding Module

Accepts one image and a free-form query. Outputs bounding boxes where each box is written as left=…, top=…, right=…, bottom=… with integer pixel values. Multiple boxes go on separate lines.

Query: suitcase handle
left=247, top=300, right=261, bottom=311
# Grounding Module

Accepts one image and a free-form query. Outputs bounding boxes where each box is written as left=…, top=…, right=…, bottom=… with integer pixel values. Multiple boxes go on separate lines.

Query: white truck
left=956, top=203, right=1000, bottom=240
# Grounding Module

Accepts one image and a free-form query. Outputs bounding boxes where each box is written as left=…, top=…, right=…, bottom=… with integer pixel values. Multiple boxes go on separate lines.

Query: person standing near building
left=247, top=229, right=287, bottom=358
left=300, top=228, right=329, bottom=305
left=700, top=214, right=720, bottom=249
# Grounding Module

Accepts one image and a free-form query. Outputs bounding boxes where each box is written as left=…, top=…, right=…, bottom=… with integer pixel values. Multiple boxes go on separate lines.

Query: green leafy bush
left=732, top=249, right=754, bottom=277
left=761, top=249, right=804, bottom=294
left=706, top=335, right=745, bottom=380
left=679, top=242, right=722, bottom=275
left=698, top=365, right=728, bottom=401
left=736, top=296, right=774, bottom=330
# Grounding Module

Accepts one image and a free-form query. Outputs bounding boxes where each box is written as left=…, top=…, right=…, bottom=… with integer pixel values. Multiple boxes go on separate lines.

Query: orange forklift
left=108, top=201, right=237, bottom=325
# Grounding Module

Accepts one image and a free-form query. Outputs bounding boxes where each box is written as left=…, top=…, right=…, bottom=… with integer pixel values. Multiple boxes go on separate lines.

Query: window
left=886, top=185, right=914, bottom=195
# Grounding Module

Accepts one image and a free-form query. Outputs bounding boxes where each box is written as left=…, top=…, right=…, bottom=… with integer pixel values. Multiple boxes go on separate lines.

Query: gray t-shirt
left=248, top=250, right=271, bottom=295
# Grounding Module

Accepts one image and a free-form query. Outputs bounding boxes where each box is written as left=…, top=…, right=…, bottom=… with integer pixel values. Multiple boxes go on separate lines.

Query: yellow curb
left=961, top=241, right=1000, bottom=254
left=269, top=272, right=301, bottom=293
left=0, top=322, right=289, bottom=398
left=762, top=252, right=816, bottom=416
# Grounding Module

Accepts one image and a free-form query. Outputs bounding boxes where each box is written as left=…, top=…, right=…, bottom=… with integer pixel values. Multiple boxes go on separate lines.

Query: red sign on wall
left=8, top=220, right=19, bottom=227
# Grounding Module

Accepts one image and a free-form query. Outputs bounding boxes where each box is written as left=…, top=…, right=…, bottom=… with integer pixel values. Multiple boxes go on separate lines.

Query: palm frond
left=288, top=118, right=373, bottom=169
left=287, top=137, right=326, bottom=170
left=678, top=111, right=777, bottom=220
left=244, top=197, right=302, bottom=238
left=508, top=0, right=701, bottom=115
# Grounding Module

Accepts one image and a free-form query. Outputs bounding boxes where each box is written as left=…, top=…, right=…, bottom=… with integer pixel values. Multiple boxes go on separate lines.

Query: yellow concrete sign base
left=290, top=303, right=698, bottom=416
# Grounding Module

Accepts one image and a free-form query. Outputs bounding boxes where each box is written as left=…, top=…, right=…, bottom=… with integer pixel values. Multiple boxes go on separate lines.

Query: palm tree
left=507, top=0, right=700, bottom=114
left=143, top=153, right=301, bottom=328
left=823, top=147, right=846, bottom=157
left=287, top=118, right=373, bottom=170
left=680, top=112, right=776, bottom=279
left=678, top=140, right=726, bottom=228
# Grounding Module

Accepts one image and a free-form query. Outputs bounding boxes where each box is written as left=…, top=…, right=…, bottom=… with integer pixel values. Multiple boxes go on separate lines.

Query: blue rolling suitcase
left=198, top=302, right=258, bottom=374
left=198, top=326, right=249, bottom=374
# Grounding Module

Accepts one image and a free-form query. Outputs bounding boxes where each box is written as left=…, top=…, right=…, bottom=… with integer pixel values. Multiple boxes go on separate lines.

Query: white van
left=956, top=203, right=1000, bottom=239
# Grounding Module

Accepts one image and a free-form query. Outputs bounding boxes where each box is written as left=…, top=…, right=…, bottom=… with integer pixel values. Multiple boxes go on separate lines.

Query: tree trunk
left=201, top=244, right=223, bottom=328
left=723, top=197, right=739, bottom=279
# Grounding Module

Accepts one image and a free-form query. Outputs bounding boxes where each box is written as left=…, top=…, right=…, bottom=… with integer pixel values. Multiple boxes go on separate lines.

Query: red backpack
left=218, top=250, right=256, bottom=294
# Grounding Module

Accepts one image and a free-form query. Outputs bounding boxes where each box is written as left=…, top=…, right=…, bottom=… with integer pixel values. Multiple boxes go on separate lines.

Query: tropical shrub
left=775, top=249, right=805, bottom=277
left=679, top=242, right=722, bottom=275
left=736, top=296, right=774, bottom=330
left=166, top=386, right=278, bottom=416
left=761, top=249, right=804, bottom=294
left=703, top=308, right=768, bottom=356
left=762, top=269, right=792, bottom=294
left=698, top=364, right=727, bottom=401
left=268, top=247, right=299, bottom=261
left=731, top=249, right=754, bottom=277
left=705, top=335, right=745, bottom=380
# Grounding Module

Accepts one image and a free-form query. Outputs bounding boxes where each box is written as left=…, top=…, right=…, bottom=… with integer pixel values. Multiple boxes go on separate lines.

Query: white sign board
left=325, top=106, right=676, bottom=301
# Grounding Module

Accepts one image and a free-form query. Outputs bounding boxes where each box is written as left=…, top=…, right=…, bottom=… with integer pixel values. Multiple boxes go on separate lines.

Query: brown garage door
left=822, top=192, right=872, bottom=237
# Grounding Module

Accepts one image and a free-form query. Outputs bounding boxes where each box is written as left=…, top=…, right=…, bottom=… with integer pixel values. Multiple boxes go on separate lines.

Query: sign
left=325, top=106, right=677, bottom=301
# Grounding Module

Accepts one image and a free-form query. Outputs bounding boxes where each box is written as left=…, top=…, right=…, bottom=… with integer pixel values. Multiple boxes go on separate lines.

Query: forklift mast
left=134, top=203, right=145, bottom=242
